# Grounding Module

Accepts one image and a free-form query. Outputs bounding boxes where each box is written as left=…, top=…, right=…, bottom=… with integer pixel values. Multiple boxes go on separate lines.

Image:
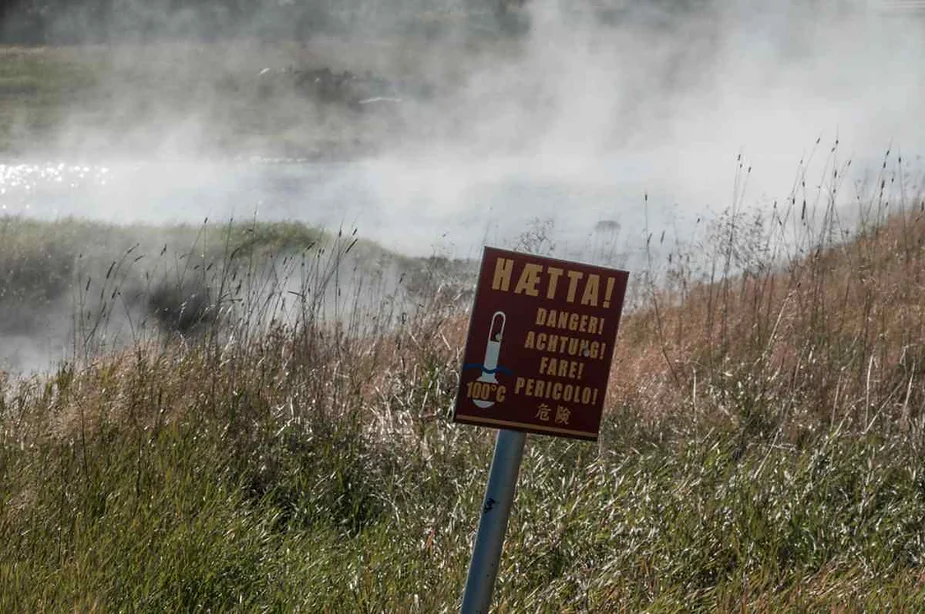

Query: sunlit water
left=0, top=156, right=689, bottom=262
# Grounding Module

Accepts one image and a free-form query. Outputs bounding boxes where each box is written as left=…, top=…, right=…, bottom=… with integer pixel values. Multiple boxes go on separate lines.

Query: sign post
left=455, top=247, right=629, bottom=613
left=460, top=429, right=526, bottom=614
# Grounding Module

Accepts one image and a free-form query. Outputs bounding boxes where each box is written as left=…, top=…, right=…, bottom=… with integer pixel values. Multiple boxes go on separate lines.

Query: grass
left=0, top=36, right=497, bottom=157
left=2, top=151, right=925, bottom=611
left=0, top=215, right=468, bottom=369
left=0, top=47, right=100, bottom=151
left=0, top=42, right=354, bottom=156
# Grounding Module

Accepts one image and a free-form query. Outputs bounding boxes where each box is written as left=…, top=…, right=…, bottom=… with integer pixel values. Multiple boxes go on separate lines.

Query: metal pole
left=461, top=429, right=527, bottom=614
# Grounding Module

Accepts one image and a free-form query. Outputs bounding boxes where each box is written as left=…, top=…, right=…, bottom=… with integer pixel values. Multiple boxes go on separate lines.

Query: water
left=0, top=155, right=682, bottom=263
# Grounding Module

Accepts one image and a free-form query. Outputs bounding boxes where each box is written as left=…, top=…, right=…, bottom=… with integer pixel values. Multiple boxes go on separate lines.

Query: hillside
left=0, top=216, right=475, bottom=372
left=0, top=40, right=476, bottom=158
left=612, top=201, right=925, bottom=445
left=2, top=198, right=925, bottom=611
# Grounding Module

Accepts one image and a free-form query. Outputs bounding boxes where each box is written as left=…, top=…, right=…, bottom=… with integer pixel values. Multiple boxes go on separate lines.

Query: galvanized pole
left=461, top=429, right=527, bottom=614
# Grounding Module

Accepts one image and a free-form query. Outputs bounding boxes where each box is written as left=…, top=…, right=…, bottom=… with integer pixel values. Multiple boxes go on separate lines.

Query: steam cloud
left=1, top=0, right=924, bottom=372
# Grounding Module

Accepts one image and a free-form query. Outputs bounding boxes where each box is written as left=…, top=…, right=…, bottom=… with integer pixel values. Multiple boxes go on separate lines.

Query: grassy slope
left=2, top=192, right=925, bottom=611
left=0, top=38, right=488, bottom=157
left=0, top=216, right=471, bottom=369
left=0, top=47, right=99, bottom=152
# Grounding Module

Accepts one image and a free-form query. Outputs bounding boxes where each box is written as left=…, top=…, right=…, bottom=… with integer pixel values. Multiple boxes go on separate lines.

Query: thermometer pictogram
left=473, top=311, right=506, bottom=409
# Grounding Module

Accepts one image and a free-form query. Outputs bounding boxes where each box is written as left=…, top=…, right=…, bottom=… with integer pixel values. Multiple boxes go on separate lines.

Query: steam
left=388, top=1, right=925, bottom=244
left=2, top=0, right=925, bottom=373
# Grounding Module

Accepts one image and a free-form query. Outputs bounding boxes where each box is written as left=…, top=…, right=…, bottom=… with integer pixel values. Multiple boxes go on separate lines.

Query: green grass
left=0, top=217, right=321, bottom=333
left=0, top=215, right=470, bottom=365
left=0, top=40, right=452, bottom=157
left=2, top=151, right=925, bottom=610
left=4, top=349, right=925, bottom=611
left=0, top=48, right=100, bottom=150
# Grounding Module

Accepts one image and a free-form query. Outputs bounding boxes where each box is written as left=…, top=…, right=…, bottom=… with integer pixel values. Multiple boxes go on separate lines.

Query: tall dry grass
left=612, top=148, right=925, bottom=449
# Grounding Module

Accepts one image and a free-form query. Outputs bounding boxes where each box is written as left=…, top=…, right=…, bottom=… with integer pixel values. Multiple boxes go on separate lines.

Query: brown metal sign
left=453, top=247, right=629, bottom=441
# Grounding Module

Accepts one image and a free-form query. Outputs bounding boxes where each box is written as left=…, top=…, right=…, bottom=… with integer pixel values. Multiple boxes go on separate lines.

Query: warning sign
left=453, top=247, right=629, bottom=441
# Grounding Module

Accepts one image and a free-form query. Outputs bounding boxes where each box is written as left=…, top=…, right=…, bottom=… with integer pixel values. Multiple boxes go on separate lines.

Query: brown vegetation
left=612, top=196, right=925, bottom=446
